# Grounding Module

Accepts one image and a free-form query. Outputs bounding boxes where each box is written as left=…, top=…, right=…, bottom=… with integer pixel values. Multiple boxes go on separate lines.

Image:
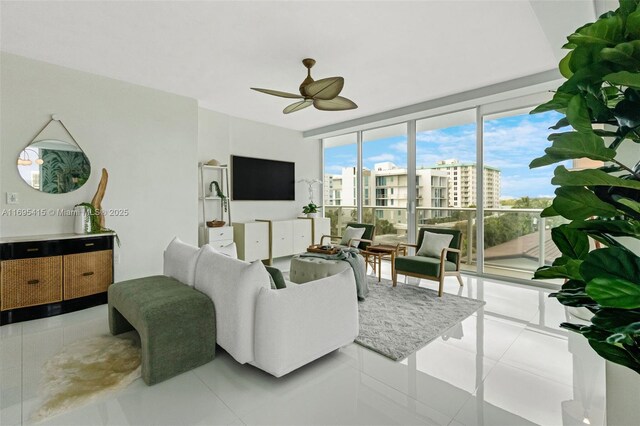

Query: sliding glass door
left=415, top=110, right=477, bottom=272
left=362, top=124, right=408, bottom=244
left=323, top=133, right=358, bottom=236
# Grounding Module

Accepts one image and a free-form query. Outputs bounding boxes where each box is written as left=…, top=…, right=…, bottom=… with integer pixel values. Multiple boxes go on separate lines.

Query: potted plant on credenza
left=302, top=203, right=319, bottom=218
left=528, top=1, right=640, bottom=423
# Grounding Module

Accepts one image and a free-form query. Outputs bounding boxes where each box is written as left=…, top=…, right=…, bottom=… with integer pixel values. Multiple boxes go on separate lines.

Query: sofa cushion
left=416, top=231, right=453, bottom=259
left=194, top=245, right=270, bottom=364
left=395, top=255, right=457, bottom=277
left=163, top=237, right=200, bottom=286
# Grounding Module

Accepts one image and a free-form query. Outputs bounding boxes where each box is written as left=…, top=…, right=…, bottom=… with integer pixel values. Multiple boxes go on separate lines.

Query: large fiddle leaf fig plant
left=530, top=0, right=640, bottom=374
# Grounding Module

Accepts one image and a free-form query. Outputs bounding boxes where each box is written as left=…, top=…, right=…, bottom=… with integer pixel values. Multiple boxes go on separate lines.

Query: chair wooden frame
left=320, top=223, right=375, bottom=251
left=393, top=243, right=464, bottom=297
left=320, top=235, right=373, bottom=250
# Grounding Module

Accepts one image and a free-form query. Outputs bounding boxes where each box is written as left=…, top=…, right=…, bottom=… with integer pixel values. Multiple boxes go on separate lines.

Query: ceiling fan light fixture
left=251, top=58, right=357, bottom=114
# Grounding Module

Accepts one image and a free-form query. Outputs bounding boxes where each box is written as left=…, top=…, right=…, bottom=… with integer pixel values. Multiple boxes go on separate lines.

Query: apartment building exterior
left=430, top=159, right=501, bottom=208
left=325, top=162, right=450, bottom=229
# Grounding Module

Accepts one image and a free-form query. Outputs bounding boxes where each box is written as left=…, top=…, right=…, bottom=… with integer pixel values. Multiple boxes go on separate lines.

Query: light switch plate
left=6, top=192, right=18, bottom=204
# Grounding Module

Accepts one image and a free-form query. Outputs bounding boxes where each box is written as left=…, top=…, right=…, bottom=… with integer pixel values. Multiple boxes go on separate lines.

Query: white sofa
left=166, top=241, right=358, bottom=377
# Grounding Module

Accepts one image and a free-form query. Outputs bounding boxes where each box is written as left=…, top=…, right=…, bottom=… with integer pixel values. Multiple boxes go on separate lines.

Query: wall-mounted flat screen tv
left=231, top=155, right=295, bottom=201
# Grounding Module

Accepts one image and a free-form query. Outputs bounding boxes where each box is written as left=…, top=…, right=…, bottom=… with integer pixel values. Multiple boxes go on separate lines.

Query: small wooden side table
left=361, top=244, right=407, bottom=286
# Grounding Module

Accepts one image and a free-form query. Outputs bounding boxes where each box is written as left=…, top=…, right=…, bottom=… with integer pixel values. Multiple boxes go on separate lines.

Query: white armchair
left=193, top=245, right=358, bottom=377
left=252, top=269, right=358, bottom=377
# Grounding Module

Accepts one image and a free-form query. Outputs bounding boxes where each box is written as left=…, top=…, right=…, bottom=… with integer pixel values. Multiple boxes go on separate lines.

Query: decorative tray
left=307, top=244, right=340, bottom=255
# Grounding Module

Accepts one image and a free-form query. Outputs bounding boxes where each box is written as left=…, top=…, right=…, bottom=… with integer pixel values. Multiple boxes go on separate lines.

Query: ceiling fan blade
left=313, top=96, right=358, bottom=111
left=284, top=99, right=313, bottom=114
left=304, top=77, right=344, bottom=100
left=251, top=87, right=304, bottom=99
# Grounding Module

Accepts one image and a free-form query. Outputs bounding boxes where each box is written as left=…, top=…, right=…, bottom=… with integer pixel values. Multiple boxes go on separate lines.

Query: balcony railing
left=323, top=205, right=565, bottom=279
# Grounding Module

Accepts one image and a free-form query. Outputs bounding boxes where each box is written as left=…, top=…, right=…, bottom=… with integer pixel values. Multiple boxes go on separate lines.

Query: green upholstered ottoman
left=108, top=275, right=216, bottom=385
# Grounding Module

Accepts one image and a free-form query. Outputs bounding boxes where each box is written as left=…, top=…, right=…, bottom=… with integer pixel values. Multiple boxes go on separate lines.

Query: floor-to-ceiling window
left=321, top=91, right=565, bottom=285
left=415, top=110, right=477, bottom=272
left=481, top=107, right=568, bottom=279
left=362, top=123, right=408, bottom=244
left=323, top=133, right=358, bottom=236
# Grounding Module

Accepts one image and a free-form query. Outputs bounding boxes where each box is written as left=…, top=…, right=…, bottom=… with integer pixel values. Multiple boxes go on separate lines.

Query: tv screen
left=231, top=155, right=295, bottom=200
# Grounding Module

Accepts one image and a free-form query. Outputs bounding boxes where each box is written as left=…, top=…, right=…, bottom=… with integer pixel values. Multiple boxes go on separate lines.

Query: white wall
left=197, top=108, right=322, bottom=223
left=0, top=53, right=199, bottom=281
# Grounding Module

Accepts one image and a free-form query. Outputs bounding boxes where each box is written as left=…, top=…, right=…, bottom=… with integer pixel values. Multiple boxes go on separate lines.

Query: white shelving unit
left=198, top=163, right=232, bottom=246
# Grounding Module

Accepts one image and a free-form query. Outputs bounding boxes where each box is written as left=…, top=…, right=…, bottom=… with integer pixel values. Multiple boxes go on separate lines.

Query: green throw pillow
left=265, top=266, right=286, bottom=289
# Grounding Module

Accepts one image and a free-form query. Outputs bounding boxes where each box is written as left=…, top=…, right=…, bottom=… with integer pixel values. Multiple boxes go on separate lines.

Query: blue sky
left=324, top=110, right=566, bottom=199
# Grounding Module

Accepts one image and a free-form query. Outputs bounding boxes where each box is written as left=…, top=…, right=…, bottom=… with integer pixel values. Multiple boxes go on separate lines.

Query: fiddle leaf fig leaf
left=619, top=0, right=640, bottom=19
left=601, top=40, right=640, bottom=68
left=615, top=196, right=640, bottom=215
left=581, top=247, right=640, bottom=283
left=567, top=95, right=593, bottom=132
left=531, top=91, right=573, bottom=114
left=627, top=9, right=640, bottom=38
left=605, top=71, right=640, bottom=88
left=559, top=51, right=574, bottom=79
left=534, top=259, right=583, bottom=280
left=552, top=225, right=590, bottom=259
left=530, top=132, right=615, bottom=169
left=558, top=64, right=613, bottom=94
left=549, top=280, right=597, bottom=308
left=552, top=186, right=619, bottom=219
left=586, top=277, right=640, bottom=308
left=567, top=14, right=624, bottom=46
left=569, top=219, right=640, bottom=239
left=551, top=166, right=640, bottom=190
left=613, top=98, right=640, bottom=129
left=540, top=205, right=559, bottom=217
left=592, top=309, right=640, bottom=334
left=549, top=117, right=570, bottom=130
left=588, top=340, right=640, bottom=374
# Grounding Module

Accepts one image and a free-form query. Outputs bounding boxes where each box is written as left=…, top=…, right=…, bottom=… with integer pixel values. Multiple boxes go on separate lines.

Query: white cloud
left=365, top=153, right=397, bottom=163
left=324, top=164, right=349, bottom=173
left=390, top=142, right=407, bottom=153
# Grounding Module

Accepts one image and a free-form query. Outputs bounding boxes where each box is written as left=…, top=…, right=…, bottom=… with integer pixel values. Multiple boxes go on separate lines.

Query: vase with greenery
left=529, top=0, right=640, bottom=374
left=74, top=202, right=120, bottom=246
left=209, top=180, right=228, bottom=212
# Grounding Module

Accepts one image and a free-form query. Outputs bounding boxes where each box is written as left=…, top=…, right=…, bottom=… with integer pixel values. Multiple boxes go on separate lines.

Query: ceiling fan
left=251, top=58, right=358, bottom=114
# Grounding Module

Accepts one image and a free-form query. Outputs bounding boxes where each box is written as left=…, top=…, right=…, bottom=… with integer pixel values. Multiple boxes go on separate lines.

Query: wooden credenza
left=0, top=233, right=114, bottom=325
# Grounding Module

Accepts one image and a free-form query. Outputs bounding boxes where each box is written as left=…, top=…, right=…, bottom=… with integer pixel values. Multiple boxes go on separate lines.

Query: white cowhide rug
left=31, top=334, right=141, bottom=423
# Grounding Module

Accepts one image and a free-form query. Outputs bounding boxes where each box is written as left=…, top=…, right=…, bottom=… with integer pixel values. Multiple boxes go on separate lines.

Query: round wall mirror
left=17, top=139, right=91, bottom=194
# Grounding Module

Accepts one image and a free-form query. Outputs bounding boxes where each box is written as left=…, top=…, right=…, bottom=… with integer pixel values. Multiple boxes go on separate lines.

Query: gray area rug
left=355, top=277, right=485, bottom=361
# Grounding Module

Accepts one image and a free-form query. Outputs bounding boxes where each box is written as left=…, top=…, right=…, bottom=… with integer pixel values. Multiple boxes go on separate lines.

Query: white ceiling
left=0, top=1, right=596, bottom=132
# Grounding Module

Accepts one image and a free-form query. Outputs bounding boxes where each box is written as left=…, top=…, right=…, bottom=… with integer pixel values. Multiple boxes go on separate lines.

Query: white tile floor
left=1, top=264, right=605, bottom=426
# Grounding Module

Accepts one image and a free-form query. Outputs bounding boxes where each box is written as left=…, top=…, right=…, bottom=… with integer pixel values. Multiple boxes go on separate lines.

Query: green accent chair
left=108, top=275, right=216, bottom=385
left=320, top=222, right=375, bottom=250
left=394, top=227, right=464, bottom=296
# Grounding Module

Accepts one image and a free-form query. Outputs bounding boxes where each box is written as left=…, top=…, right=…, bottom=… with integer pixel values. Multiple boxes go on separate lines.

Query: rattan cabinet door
left=63, top=250, right=113, bottom=300
left=0, top=256, right=63, bottom=310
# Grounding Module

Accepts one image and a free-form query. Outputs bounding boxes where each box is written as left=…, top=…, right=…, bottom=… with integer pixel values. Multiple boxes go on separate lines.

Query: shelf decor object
left=198, top=162, right=232, bottom=246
